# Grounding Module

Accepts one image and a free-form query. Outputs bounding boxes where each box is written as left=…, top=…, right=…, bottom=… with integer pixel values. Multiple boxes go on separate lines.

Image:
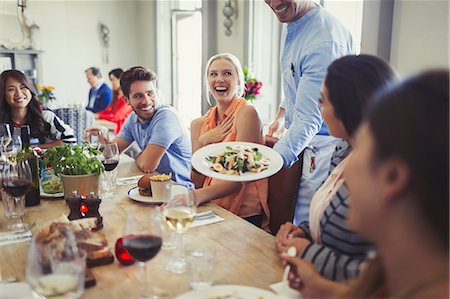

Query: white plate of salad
left=192, top=142, right=283, bottom=182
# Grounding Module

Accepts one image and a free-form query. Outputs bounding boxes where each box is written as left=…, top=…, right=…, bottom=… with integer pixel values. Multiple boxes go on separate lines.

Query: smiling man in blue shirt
left=265, top=0, right=353, bottom=224
left=111, top=66, right=192, bottom=185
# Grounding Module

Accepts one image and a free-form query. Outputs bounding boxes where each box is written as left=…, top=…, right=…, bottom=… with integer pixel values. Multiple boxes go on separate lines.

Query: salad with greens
left=205, top=145, right=270, bottom=175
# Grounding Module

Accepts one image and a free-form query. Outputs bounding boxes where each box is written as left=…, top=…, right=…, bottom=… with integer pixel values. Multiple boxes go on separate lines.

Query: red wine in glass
left=115, top=237, right=135, bottom=266
left=2, top=178, right=32, bottom=197
left=123, top=235, right=162, bottom=262
left=102, top=159, right=119, bottom=171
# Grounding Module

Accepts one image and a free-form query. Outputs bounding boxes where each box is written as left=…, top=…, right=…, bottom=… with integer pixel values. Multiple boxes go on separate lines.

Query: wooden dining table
left=0, top=155, right=284, bottom=298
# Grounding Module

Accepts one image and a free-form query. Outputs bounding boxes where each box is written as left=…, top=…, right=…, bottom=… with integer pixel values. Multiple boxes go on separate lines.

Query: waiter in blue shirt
left=265, top=0, right=353, bottom=224
left=85, top=67, right=112, bottom=113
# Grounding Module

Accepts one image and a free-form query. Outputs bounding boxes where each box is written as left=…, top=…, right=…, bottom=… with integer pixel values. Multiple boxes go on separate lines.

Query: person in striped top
left=276, top=55, right=397, bottom=281
left=0, top=70, right=76, bottom=148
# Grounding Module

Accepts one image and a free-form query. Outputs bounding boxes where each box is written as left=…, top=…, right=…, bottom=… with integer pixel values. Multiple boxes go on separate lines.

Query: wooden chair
left=266, top=136, right=303, bottom=235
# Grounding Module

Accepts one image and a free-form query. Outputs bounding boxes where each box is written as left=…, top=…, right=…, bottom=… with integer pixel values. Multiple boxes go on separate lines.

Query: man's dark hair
left=120, top=66, right=157, bottom=98
left=85, top=67, right=102, bottom=78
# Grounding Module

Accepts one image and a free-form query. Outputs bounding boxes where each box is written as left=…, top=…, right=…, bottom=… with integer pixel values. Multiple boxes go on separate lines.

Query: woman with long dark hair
left=97, top=68, right=132, bottom=134
left=283, top=70, right=449, bottom=298
left=275, top=54, right=397, bottom=281
left=0, top=70, right=76, bottom=148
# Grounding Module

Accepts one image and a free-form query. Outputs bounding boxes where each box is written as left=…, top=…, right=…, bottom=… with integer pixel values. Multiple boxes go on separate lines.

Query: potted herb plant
left=43, top=143, right=104, bottom=199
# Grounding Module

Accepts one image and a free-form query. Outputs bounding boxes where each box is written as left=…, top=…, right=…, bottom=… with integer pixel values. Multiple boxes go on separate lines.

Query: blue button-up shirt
left=118, top=105, right=192, bottom=185
left=274, top=5, right=353, bottom=167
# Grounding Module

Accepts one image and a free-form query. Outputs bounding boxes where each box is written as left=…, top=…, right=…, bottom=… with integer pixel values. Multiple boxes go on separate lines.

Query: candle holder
left=67, top=191, right=103, bottom=230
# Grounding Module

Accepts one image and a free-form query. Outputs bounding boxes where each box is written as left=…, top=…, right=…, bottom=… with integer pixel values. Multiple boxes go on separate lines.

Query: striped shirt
left=298, top=140, right=374, bottom=281
left=31, top=110, right=77, bottom=145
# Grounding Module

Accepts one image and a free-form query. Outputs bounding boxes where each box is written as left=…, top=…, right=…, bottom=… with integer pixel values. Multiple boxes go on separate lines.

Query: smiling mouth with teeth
left=275, top=5, right=288, bottom=13
left=215, top=87, right=228, bottom=92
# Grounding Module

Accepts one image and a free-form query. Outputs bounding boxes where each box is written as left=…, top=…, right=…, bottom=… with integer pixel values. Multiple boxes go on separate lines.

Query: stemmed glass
left=1, top=127, right=21, bottom=165
left=1, top=159, right=32, bottom=231
left=87, top=130, right=105, bottom=151
left=99, top=142, right=119, bottom=198
left=123, top=208, right=163, bottom=299
left=0, top=123, right=12, bottom=158
left=162, top=184, right=197, bottom=274
left=26, top=224, right=86, bottom=299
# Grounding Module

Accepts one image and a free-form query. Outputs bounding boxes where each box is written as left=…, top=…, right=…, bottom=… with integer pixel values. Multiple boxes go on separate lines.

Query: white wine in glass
left=163, top=184, right=197, bottom=274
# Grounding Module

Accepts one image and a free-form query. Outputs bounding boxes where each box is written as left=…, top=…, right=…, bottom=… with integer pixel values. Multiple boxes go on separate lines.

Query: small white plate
left=40, top=190, right=64, bottom=198
left=192, top=141, right=283, bottom=182
left=128, top=184, right=187, bottom=204
left=176, top=284, right=283, bottom=299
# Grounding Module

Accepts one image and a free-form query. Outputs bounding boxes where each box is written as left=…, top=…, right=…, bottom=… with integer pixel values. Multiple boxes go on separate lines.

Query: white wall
left=390, top=0, right=449, bottom=76
left=1, top=0, right=156, bottom=107
left=216, top=0, right=245, bottom=62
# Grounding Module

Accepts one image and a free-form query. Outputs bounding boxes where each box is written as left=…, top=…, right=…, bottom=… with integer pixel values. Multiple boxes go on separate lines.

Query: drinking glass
left=86, top=130, right=105, bottom=150
left=1, top=128, right=21, bottom=165
left=1, top=159, right=32, bottom=231
left=99, top=142, right=119, bottom=198
left=0, top=123, right=12, bottom=160
left=26, top=224, right=86, bottom=299
left=123, top=208, right=163, bottom=299
left=162, top=184, right=197, bottom=274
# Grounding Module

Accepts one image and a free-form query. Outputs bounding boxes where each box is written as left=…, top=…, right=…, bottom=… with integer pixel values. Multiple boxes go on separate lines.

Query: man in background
left=85, top=67, right=112, bottom=113
left=265, top=0, right=353, bottom=224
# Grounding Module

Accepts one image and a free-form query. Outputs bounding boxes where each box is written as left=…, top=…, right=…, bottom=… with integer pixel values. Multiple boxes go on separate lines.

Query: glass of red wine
left=1, top=159, right=32, bottom=231
left=123, top=208, right=163, bottom=299
left=99, top=142, right=119, bottom=199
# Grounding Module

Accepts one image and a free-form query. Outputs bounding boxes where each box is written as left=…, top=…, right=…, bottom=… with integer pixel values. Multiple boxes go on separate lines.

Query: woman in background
left=98, top=68, right=132, bottom=134
left=0, top=70, right=76, bottom=148
left=283, top=70, right=449, bottom=298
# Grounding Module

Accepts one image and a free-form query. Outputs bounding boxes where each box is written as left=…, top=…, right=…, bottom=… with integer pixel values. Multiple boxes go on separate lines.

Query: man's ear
left=124, top=96, right=131, bottom=106
left=381, top=159, right=410, bottom=201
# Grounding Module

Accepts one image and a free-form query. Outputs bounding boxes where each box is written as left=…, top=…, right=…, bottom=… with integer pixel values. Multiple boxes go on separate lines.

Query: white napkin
left=270, top=281, right=303, bottom=299
left=191, top=211, right=224, bottom=228
left=0, top=282, right=33, bottom=299
left=0, top=230, right=32, bottom=247
left=117, top=175, right=142, bottom=185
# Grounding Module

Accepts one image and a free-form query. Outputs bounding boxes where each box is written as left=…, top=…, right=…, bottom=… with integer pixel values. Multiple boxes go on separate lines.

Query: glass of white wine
left=162, top=184, right=197, bottom=274
left=26, top=224, right=86, bottom=299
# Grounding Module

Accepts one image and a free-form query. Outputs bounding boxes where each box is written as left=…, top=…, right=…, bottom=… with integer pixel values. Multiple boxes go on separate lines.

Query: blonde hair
left=204, top=53, right=245, bottom=105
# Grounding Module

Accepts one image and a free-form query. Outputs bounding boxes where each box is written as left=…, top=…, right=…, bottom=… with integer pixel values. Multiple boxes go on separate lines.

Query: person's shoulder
left=236, top=101, right=259, bottom=118
left=191, top=116, right=205, bottom=131
left=155, top=105, right=181, bottom=119
left=41, top=109, right=56, bottom=120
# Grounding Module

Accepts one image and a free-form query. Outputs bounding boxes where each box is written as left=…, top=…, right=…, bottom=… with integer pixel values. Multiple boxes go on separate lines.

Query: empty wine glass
left=86, top=129, right=105, bottom=150
left=1, top=159, right=31, bottom=231
left=99, top=142, right=119, bottom=198
left=123, top=208, right=163, bottom=299
left=162, top=184, right=197, bottom=274
left=26, top=224, right=86, bottom=299
left=1, top=127, right=21, bottom=165
left=0, top=123, right=12, bottom=160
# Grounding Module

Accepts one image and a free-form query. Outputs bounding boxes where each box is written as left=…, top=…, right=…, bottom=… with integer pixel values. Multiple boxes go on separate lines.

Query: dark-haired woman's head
left=109, top=68, right=124, bottom=92
left=320, top=55, right=397, bottom=141
left=345, top=70, right=449, bottom=252
left=0, top=69, right=50, bottom=142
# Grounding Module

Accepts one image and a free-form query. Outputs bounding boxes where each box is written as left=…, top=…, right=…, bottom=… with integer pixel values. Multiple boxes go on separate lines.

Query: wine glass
left=99, top=142, right=119, bottom=198
left=85, top=129, right=105, bottom=150
left=0, top=123, right=12, bottom=159
left=1, top=159, right=32, bottom=231
left=162, top=184, right=197, bottom=274
left=123, top=208, right=163, bottom=299
left=1, top=127, right=21, bottom=165
left=26, top=224, right=86, bottom=299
